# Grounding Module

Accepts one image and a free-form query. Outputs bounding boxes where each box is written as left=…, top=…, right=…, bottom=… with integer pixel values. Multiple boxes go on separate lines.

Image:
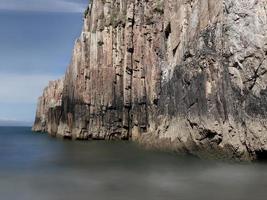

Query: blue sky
left=0, top=0, right=89, bottom=124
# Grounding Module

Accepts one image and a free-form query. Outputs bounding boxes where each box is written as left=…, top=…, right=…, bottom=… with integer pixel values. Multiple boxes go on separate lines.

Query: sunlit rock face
left=33, top=0, right=267, bottom=160
left=32, top=78, right=64, bottom=134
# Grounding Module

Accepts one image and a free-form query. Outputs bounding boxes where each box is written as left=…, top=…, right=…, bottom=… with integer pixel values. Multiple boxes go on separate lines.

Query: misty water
left=0, top=127, right=267, bottom=200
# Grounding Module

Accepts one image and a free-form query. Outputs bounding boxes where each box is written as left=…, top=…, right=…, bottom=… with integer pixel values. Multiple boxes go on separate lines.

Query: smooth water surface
left=0, top=127, right=267, bottom=200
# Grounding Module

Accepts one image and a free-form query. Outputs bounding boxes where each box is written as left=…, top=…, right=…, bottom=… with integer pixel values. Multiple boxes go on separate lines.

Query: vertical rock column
left=123, top=1, right=135, bottom=139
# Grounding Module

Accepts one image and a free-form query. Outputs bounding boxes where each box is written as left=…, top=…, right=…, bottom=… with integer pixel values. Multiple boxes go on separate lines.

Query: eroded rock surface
left=33, top=0, right=267, bottom=160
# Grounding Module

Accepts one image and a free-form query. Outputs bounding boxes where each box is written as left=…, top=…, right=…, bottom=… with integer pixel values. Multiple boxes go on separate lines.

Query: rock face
left=33, top=0, right=267, bottom=160
left=33, top=79, right=64, bottom=134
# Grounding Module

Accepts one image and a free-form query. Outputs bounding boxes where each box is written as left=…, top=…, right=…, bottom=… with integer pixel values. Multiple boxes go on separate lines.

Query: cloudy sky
left=0, top=0, right=89, bottom=125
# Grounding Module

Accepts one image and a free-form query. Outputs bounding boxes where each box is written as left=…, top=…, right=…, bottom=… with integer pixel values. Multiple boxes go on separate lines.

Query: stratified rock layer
left=33, top=0, right=267, bottom=160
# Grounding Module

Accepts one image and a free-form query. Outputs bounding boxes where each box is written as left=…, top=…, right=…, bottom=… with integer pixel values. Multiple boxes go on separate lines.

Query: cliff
left=33, top=79, right=64, bottom=134
left=33, top=0, right=267, bottom=160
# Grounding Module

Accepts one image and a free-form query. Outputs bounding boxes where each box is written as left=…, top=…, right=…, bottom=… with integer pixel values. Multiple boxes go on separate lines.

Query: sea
left=0, top=126, right=267, bottom=200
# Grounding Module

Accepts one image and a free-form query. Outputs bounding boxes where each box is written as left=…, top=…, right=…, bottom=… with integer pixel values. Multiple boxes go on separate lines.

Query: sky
left=0, top=0, right=89, bottom=125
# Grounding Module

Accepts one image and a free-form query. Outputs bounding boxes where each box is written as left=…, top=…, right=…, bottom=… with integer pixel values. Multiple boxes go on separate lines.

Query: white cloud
left=0, top=118, right=33, bottom=126
left=0, top=117, right=18, bottom=121
left=0, top=0, right=87, bottom=13
left=0, top=73, right=59, bottom=104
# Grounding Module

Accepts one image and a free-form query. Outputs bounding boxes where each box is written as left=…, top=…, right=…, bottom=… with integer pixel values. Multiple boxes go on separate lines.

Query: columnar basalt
left=33, top=0, right=267, bottom=160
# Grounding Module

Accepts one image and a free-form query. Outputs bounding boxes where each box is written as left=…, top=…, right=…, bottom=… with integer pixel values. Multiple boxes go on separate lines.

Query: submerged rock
left=33, top=0, right=267, bottom=160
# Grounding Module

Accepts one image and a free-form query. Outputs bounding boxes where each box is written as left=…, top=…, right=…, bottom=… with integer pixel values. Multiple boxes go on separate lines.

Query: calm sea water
left=0, top=127, right=267, bottom=200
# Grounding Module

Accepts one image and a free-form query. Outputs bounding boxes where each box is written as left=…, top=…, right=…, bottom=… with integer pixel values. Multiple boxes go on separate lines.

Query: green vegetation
left=84, top=5, right=90, bottom=18
left=153, top=0, right=164, bottom=14
left=110, top=7, right=127, bottom=28
left=97, top=41, right=104, bottom=46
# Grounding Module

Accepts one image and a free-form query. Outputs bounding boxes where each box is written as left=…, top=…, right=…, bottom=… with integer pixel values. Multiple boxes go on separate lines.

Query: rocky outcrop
left=33, top=0, right=267, bottom=160
left=32, top=79, right=63, bottom=134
